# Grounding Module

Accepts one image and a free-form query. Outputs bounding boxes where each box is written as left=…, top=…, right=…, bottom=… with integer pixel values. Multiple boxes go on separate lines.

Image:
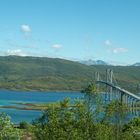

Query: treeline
left=0, top=84, right=140, bottom=140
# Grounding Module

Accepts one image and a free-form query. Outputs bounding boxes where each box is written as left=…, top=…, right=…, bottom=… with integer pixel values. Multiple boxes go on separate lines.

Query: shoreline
left=0, top=102, right=60, bottom=111
left=0, top=88, right=82, bottom=93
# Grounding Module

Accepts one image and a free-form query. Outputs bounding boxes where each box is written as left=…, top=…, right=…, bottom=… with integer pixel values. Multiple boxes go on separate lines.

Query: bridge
left=95, top=69, right=140, bottom=116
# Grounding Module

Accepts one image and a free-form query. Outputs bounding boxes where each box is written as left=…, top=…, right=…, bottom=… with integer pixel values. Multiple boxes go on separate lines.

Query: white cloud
left=6, top=49, right=28, bottom=56
left=21, top=24, right=31, bottom=33
left=51, top=44, right=62, bottom=49
left=104, top=39, right=128, bottom=54
left=112, top=48, right=128, bottom=54
left=105, top=40, right=112, bottom=46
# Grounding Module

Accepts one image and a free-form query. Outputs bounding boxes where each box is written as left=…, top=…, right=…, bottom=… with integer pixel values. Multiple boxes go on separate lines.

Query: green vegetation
left=31, top=84, right=140, bottom=140
left=0, top=113, right=22, bottom=140
left=0, top=56, right=140, bottom=92
left=0, top=83, right=140, bottom=140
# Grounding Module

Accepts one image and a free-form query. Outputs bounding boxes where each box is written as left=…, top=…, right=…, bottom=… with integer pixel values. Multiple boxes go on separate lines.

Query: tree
left=32, top=83, right=139, bottom=140
left=33, top=98, right=97, bottom=140
left=122, top=117, right=140, bottom=140
left=0, top=113, right=22, bottom=140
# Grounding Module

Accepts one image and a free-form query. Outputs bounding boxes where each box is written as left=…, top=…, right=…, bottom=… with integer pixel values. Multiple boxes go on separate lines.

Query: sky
left=0, top=0, right=140, bottom=65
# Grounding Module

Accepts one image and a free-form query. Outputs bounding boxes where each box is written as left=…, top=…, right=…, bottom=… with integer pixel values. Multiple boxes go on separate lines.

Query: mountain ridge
left=0, top=55, right=139, bottom=93
left=132, top=63, right=140, bottom=66
left=79, top=59, right=108, bottom=65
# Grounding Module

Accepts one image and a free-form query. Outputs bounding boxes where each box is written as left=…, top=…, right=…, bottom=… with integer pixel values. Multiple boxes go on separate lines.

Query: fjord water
left=0, top=91, right=83, bottom=124
left=0, top=91, right=136, bottom=124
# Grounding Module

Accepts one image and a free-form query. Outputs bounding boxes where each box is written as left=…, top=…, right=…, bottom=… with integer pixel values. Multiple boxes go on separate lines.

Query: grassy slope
left=0, top=56, right=139, bottom=92
left=0, top=56, right=96, bottom=91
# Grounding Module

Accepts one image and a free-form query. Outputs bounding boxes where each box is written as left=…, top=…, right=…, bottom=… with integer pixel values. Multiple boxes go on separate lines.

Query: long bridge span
left=95, top=69, right=140, bottom=116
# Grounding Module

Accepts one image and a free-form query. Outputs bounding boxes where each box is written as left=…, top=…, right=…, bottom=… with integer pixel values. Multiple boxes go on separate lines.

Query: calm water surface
left=0, top=91, right=83, bottom=123
left=0, top=91, right=136, bottom=124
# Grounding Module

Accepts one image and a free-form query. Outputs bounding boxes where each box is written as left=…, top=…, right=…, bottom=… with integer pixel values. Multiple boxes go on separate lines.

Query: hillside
left=0, top=56, right=96, bottom=91
left=0, top=56, right=139, bottom=92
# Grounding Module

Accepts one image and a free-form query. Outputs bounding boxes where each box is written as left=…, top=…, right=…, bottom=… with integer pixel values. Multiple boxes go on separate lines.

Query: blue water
left=0, top=90, right=83, bottom=124
left=0, top=91, right=137, bottom=124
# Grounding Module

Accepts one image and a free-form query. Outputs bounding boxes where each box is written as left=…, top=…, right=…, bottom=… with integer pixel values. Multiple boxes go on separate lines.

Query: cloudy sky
left=0, top=0, right=140, bottom=64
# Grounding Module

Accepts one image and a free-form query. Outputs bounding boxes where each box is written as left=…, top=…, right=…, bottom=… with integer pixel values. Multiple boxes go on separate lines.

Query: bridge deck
left=97, top=80, right=140, bottom=101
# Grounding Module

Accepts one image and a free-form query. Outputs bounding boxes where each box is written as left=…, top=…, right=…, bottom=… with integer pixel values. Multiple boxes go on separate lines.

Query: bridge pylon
left=95, top=72, right=100, bottom=91
left=95, top=72, right=100, bottom=81
left=106, top=69, right=113, bottom=100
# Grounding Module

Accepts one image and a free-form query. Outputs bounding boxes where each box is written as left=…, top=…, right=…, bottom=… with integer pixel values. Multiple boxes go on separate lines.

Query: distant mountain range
left=79, top=59, right=108, bottom=65
left=79, top=59, right=140, bottom=66
left=132, top=63, right=140, bottom=66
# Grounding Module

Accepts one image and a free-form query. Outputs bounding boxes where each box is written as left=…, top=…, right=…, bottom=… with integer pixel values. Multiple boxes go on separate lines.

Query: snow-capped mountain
left=132, top=63, right=140, bottom=66
left=80, top=59, right=108, bottom=65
